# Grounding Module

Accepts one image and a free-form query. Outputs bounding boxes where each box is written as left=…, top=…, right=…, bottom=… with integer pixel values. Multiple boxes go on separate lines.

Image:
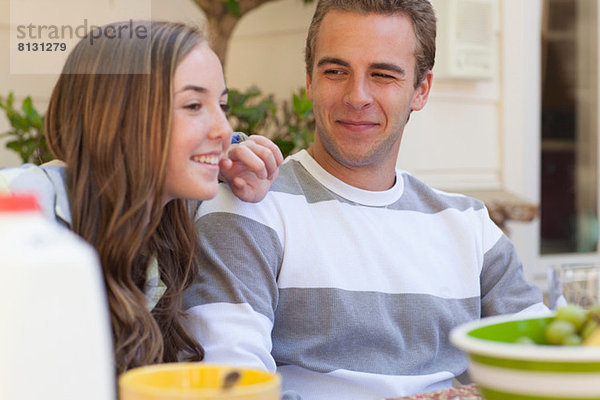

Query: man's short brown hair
left=305, top=0, right=436, bottom=87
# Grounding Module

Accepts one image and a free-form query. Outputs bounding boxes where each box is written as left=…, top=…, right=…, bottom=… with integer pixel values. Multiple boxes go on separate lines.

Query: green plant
left=227, top=86, right=314, bottom=158
left=227, top=86, right=277, bottom=135
left=221, top=0, right=242, bottom=17
left=0, top=92, right=52, bottom=165
left=273, top=88, right=314, bottom=158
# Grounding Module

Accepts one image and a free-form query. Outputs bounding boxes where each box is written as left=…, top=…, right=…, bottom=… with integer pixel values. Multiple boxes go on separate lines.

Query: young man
left=183, top=1, right=548, bottom=398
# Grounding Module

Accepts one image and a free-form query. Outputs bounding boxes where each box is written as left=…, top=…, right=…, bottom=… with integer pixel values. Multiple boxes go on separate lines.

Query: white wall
left=226, top=0, right=316, bottom=100
left=401, top=0, right=503, bottom=191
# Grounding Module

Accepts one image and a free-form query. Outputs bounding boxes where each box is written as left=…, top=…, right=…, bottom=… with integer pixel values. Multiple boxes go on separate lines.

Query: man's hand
left=219, top=135, right=284, bottom=203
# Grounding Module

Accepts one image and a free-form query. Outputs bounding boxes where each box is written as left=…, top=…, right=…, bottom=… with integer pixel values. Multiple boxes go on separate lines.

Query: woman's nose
left=208, top=106, right=233, bottom=142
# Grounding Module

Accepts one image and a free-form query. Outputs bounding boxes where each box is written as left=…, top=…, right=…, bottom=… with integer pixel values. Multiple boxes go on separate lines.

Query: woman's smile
left=190, top=153, right=221, bottom=166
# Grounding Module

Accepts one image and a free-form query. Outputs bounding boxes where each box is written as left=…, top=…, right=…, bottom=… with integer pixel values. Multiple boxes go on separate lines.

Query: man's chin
left=331, top=151, right=377, bottom=168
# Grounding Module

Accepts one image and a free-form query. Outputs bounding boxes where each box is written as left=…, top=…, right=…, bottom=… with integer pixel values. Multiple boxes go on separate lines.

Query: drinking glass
left=548, top=263, right=600, bottom=309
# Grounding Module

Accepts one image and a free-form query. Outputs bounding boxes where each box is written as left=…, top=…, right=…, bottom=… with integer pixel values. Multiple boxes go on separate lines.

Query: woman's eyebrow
left=176, top=85, right=207, bottom=94
left=175, top=86, right=229, bottom=96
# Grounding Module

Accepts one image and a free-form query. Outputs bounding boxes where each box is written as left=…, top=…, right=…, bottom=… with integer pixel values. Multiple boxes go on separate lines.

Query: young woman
left=0, top=21, right=283, bottom=374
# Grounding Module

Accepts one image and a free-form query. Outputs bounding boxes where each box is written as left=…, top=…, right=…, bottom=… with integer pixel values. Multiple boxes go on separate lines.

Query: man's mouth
left=191, top=155, right=220, bottom=165
left=337, top=120, right=380, bottom=130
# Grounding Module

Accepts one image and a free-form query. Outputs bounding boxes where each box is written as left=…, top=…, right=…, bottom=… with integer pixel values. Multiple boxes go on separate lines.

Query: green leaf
left=29, top=113, right=43, bottom=130
left=1, top=92, right=49, bottom=165
left=300, top=127, right=314, bottom=145
left=7, top=111, right=28, bottom=131
left=21, top=97, right=44, bottom=129
left=222, top=0, right=241, bottom=18
left=6, top=140, right=30, bottom=163
left=0, top=93, right=13, bottom=112
left=227, top=86, right=275, bottom=134
left=273, top=139, right=295, bottom=158
left=245, top=86, right=262, bottom=96
left=5, top=139, right=22, bottom=150
left=292, top=91, right=313, bottom=117
left=21, top=96, right=34, bottom=115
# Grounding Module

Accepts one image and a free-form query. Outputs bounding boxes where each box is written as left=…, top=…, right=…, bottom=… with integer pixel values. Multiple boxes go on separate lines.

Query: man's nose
left=343, top=76, right=373, bottom=110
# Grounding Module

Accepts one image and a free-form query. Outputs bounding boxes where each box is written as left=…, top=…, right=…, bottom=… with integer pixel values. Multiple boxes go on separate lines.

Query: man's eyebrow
left=371, top=62, right=405, bottom=76
left=316, top=58, right=405, bottom=76
left=316, top=57, right=350, bottom=68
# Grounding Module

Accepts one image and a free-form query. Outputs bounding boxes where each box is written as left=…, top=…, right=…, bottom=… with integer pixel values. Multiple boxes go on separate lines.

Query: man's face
left=307, top=10, right=431, bottom=176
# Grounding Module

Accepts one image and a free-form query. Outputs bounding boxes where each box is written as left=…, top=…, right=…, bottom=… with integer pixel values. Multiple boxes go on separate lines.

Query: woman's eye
left=184, top=103, right=202, bottom=111
left=221, top=103, right=231, bottom=113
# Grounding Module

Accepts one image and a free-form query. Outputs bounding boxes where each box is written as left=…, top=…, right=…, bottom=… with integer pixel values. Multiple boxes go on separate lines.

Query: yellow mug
left=119, top=363, right=281, bottom=400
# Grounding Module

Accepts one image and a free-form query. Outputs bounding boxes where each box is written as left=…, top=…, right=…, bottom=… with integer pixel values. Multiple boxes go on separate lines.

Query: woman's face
left=164, top=43, right=232, bottom=203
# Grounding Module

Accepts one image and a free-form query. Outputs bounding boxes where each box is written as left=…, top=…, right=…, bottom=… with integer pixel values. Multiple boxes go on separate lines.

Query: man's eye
left=324, top=69, right=345, bottom=76
left=221, top=103, right=231, bottom=113
left=373, top=72, right=395, bottom=79
left=184, top=103, right=202, bottom=111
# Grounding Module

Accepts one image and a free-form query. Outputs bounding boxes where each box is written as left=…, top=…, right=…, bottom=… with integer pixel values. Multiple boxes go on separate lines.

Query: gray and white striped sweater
left=183, top=149, right=548, bottom=400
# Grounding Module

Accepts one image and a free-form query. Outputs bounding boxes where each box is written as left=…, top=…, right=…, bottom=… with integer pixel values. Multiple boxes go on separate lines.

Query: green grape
left=589, top=304, right=600, bottom=316
left=562, top=333, right=583, bottom=346
left=581, top=319, right=599, bottom=340
left=515, top=336, right=536, bottom=345
left=516, top=304, right=600, bottom=346
left=545, top=319, right=577, bottom=345
left=555, top=304, right=588, bottom=330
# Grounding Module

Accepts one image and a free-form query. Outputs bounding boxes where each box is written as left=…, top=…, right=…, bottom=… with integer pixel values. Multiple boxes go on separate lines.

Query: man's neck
left=306, top=146, right=397, bottom=191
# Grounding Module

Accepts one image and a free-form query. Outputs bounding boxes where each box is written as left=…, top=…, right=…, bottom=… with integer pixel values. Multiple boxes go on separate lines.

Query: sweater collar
left=291, top=150, right=404, bottom=207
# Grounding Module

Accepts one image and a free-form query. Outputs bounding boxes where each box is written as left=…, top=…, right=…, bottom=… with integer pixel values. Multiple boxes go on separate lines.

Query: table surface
left=386, top=384, right=483, bottom=400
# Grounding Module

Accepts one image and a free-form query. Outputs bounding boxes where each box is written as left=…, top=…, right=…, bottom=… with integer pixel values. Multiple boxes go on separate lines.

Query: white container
left=0, top=194, right=115, bottom=400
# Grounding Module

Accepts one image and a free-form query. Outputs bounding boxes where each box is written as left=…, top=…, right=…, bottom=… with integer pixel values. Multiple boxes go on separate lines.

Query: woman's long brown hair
left=45, top=21, right=204, bottom=374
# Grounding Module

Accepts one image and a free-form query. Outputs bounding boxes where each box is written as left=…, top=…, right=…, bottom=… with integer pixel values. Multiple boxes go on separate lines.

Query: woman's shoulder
left=0, top=161, right=71, bottom=225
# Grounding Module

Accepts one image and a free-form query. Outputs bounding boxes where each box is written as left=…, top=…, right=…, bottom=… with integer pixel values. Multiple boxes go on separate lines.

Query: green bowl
left=450, top=313, right=600, bottom=400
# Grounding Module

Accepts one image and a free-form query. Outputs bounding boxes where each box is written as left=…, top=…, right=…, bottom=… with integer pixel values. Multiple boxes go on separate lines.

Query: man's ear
left=306, top=73, right=314, bottom=101
left=411, top=70, right=433, bottom=112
